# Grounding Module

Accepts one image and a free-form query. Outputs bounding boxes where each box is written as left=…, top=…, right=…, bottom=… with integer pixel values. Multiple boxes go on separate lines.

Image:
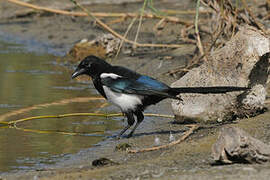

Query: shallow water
left=0, top=40, right=121, bottom=173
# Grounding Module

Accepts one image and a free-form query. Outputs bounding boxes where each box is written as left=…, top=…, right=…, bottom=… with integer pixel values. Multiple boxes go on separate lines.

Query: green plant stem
left=133, top=0, right=148, bottom=48
left=195, top=0, right=200, bottom=35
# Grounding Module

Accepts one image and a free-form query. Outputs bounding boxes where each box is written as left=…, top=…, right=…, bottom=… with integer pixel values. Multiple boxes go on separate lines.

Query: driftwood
left=212, top=126, right=270, bottom=164
left=171, top=26, right=270, bottom=123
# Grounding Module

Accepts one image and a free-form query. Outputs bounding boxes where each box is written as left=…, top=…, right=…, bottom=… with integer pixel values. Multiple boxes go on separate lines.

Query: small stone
left=154, top=136, right=161, bottom=146
left=115, top=143, right=132, bottom=151
left=92, top=157, right=119, bottom=167
left=67, top=34, right=121, bottom=62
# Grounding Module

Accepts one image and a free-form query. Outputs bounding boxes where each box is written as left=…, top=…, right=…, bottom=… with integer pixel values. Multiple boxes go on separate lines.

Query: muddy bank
left=1, top=0, right=270, bottom=180
left=0, top=0, right=193, bottom=56
left=3, top=111, right=270, bottom=180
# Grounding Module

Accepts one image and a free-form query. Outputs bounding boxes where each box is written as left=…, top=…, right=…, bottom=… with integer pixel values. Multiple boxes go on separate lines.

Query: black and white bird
left=72, top=55, right=249, bottom=138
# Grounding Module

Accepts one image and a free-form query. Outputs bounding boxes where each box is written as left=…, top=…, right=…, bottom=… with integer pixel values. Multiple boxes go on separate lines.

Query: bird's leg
left=127, top=111, right=144, bottom=138
left=117, top=124, right=131, bottom=139
left=117, top=111, right=135, bottom=139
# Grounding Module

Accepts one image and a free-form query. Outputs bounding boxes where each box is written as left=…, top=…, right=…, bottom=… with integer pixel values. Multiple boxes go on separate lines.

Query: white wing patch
left=103, top=86, right=143, bottom=112
left=100, top=73, right=121, bottom=79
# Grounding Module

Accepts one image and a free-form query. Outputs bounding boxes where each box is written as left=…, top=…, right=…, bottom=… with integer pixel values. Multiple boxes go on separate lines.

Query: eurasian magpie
left=72, top=55, right=249, bottom=138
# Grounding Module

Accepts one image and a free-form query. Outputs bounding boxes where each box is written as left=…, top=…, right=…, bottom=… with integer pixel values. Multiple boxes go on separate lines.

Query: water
left=0, top=40, right=121, bottom=173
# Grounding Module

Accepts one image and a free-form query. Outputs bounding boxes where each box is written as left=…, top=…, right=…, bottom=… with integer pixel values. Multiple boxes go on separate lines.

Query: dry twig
left=162, top=9, right=211, bottom=15
left=241, top=0, right=268, bottom=35
left=114, top=16, right=138, bottom=61
left=127, top=124, right=199, bottom=153
left=164, top=54, right=204, bottom=76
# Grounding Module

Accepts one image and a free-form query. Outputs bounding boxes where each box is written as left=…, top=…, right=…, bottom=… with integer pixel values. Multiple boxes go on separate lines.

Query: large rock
left=171, top=26, right=270, bottom=123
left=212, top=127, right=270, bottom=164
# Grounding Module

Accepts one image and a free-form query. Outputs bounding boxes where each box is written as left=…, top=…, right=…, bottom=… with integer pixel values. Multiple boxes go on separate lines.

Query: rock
left=67, top=34, right=121, bottom=62
left=171, top=26, right=270, bottom=123
left=212, top=126, right=270, bottom=164
left=92, top=157, right=119, bottom=167
left=115, top=143, right=132, bottom=151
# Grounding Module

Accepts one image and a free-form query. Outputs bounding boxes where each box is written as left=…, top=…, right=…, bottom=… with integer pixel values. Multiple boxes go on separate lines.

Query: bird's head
left=71, top=55, right=111, bottom=79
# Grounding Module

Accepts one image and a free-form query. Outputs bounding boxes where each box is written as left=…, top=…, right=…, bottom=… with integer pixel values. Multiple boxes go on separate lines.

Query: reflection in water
left=0, top=40, right=121, bottom=173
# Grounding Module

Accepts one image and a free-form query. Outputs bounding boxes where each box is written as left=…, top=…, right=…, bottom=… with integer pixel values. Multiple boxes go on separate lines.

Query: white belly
left=103, top=86, right=143, bottom=112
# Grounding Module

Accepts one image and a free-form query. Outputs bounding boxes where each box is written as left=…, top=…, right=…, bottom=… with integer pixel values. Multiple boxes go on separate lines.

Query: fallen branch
left=127, top=124, right=199, bottom=153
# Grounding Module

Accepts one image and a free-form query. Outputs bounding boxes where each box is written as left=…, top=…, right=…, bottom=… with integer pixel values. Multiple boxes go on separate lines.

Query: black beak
left=71, top=68, right=86, bottom=79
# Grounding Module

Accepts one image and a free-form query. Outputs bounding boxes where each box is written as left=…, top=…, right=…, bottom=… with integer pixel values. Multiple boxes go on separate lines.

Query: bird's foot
left=126, top=132, right=134, bottom=138
left=116, top=134, right=122, bottom=140
left=115, top=131, right=134, bottom=139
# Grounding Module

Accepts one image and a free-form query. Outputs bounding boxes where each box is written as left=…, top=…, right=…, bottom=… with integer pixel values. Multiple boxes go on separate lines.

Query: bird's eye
left=81, top=62, right=90, bottom=68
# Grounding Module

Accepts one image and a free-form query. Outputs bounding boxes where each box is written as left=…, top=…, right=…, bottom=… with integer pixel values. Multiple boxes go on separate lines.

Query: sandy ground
left=1, top=0, right=270, bottom=179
